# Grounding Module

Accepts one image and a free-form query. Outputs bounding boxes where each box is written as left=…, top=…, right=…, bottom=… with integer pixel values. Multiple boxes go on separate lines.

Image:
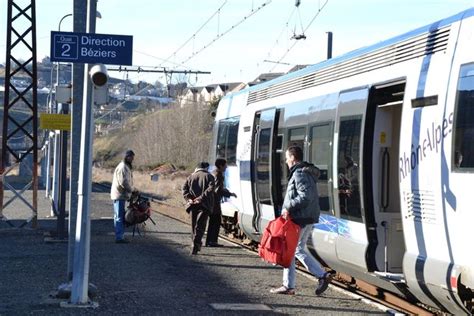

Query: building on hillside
left=179, top=82, right=245, bottom=107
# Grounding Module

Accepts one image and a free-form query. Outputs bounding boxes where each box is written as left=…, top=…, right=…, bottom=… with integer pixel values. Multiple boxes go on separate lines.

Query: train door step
left=373, top=271, right=405, bottom=284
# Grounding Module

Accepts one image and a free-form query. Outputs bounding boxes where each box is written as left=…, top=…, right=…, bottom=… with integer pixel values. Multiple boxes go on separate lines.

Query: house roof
left=287, top=65, right=308, bottom=73
left=248, top=72, right=284, bottom=86
left=217, top=82, right=244, bottom=92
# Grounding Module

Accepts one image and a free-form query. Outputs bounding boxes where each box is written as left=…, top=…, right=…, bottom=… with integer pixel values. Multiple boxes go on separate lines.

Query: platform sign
left=50, top=31, right=133, bottom=65
left=40, top=113, right=71, bottom=131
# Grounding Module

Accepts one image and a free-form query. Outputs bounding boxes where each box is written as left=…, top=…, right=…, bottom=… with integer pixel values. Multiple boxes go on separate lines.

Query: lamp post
left=58, top=13, right=72, bottom=31
left=51, top=13, right=74, bottom=238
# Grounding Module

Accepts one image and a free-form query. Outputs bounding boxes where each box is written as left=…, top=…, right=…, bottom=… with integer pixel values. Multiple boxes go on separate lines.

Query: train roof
left=226, top=7, right=474, bottom=101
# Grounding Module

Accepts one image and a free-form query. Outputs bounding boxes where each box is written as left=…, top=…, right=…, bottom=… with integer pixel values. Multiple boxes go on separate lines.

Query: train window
left=216, top=116, right=240, bottom=166
left=289, top=127, right=306, bottom=150
left=453, top=63, right=474, bottom=171
left=309, top=123, right=333, bottom=214
left=255, top=110, right=278, bottom=205
left=276, top=134, right=283, bottom=152
left=337, top=116, right=363, bottom=221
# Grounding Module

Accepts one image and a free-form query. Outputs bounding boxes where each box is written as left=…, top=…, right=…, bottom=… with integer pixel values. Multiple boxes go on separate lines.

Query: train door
left=308, top=123, right=333, bottom=213
left=251, top=108, right=280, bottom=233
left=334, top=88, right=369, bottom=270
left=365, top=81, right=406, bottom=275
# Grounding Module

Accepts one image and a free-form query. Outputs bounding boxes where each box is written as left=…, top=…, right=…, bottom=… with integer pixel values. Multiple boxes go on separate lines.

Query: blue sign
left=50, top=31, right=133, bottom=65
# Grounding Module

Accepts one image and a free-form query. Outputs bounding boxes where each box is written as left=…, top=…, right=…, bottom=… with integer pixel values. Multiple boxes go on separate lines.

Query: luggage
left=125, top=194, right=153, bottom=227
left=258, top=216, right=301, bottom=268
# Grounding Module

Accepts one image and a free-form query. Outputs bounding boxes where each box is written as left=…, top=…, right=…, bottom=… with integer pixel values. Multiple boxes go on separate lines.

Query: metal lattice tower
left=1, top=0, right=38, bottom=227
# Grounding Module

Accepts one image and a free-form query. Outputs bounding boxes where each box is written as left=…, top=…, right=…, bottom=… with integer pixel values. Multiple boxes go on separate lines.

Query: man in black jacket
left=206, top=158, right=237, bottom=247
left=182, top=162, right=215, bottom=255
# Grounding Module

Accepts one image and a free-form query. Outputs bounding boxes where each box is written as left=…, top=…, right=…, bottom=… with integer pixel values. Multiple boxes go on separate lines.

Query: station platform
left=0, top=188, right=387, bottom=315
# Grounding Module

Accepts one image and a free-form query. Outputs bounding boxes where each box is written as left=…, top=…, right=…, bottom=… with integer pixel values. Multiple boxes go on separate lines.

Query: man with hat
left=110, top=149, right=137, bottom=243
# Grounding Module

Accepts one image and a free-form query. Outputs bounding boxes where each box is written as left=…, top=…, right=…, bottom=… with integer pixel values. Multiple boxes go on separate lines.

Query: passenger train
left=210, top=8, right=474, bottom=314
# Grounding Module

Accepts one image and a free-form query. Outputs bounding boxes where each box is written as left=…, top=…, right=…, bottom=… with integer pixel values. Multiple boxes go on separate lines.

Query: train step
left=372, top=271, right=406, bottom=284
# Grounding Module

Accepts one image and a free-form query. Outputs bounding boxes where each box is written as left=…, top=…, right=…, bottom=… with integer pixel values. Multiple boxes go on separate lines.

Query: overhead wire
left=259, top=7, right=296, bottom=67
left=176, top=0, right=273, bottom=68
left=158, top=0, right=228, bottom=69
left=269, top=0, right=329, bottom=72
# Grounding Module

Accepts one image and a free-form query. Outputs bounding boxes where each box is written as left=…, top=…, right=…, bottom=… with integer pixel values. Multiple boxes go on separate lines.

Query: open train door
left=250, top=108, right=280, bottom=234
left=364, top=80, right=406, bottom=276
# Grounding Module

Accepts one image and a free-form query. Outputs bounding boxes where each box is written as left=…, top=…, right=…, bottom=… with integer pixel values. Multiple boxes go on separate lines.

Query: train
left=210, top=8, right=474, bottom=314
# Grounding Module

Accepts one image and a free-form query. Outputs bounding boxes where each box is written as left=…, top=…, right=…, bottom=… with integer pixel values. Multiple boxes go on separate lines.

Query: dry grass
left=92, top=166, right=188, bottom=208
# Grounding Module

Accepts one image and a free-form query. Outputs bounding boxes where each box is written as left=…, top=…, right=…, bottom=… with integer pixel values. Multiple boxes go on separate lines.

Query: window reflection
left=309, top=124, right=332, bottom=213
left=337, top=116, right=362, bottom=221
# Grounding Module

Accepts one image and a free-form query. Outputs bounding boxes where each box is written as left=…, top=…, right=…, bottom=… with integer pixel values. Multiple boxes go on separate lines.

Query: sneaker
left=315, top=272, right=331, bottom=296
left=270, top=285, right=295, bottom=295
left=115, top=238, right=130, bottom=244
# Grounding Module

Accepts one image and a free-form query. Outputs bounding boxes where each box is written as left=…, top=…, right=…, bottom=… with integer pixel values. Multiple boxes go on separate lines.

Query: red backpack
left=125, top=194, right=153, bottom=227
left=258, top=217, right=301, bottom=268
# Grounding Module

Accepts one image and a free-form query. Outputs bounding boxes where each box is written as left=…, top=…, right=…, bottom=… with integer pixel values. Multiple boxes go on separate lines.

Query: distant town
left=0, top=57, right=308, bottom=135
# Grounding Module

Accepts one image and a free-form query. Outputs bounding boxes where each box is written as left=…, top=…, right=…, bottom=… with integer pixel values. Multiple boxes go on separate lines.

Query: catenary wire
left=269, top=0, right=329, bottom=73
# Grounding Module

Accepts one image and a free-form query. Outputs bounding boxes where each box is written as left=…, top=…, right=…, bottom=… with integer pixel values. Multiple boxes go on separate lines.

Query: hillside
left=93, top=103, right=214, bottom=171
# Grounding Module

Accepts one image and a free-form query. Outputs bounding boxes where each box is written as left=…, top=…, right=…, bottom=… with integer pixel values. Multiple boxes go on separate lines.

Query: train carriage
left=211, top=8, right=474, bottom=314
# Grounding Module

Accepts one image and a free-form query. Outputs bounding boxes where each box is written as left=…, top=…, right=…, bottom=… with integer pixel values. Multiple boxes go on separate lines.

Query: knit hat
left=124, top=149, right=135, bottom=158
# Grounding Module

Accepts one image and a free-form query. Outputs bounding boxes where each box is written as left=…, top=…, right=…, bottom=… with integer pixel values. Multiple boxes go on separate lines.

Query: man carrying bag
left=269, top=146, right=331, bottom=296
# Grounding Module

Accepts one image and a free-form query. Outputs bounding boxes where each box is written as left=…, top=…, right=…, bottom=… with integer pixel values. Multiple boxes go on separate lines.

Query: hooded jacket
left=283, top=161, right=320, bottom=226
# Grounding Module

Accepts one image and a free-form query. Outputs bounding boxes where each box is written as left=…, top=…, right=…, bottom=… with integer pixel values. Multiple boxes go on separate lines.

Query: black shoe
left=315, top=272, right=331, bottom=295
left=206, top=242, right=223, bottom=247
left=191, top=247, right=199, bottom=255
left=115, top=238, right=130, bottom=244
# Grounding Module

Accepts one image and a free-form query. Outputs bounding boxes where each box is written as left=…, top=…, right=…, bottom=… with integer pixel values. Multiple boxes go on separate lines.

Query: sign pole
left=70, top=0, right=97, bottom=306
left=67, top=0, right=87, bottom=282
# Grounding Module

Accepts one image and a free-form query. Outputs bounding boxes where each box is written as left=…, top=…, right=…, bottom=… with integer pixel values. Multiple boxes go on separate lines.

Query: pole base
left=55, top=282, right=98, bottom=299
left=60, top=300, right=99, bottom=309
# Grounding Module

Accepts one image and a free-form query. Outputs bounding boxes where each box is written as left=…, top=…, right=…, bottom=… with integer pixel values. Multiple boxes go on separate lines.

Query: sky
left=1, top=0, right=473, bottom=87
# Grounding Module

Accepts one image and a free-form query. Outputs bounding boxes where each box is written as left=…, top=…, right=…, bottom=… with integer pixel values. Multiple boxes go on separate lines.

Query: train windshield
left=216, top=116, right=240, bottom=166
left=453, top=63, right=474, bottom=170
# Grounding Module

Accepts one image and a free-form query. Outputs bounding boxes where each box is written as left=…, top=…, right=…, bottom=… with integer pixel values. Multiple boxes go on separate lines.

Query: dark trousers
left=206, top=209, right=221, bottom=245
left=191, top=208, right=209, bottom=249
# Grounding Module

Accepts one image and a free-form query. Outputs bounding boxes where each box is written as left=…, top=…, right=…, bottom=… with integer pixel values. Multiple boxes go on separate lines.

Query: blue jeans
left=283, top=224, right=325, bottom=289
left=113, top=199, right=126, bottom=240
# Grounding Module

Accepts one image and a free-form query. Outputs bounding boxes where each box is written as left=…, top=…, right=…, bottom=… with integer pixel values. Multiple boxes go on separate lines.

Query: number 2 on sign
left=61, top=44, right=71, bottom=57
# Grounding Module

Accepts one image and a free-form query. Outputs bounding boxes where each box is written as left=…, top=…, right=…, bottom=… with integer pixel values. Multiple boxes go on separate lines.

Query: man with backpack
left=110, top=149, right=137, bottom=244
left=182, top=162, right=215, bottom=255
left=270, top=145, right=331, bottom=295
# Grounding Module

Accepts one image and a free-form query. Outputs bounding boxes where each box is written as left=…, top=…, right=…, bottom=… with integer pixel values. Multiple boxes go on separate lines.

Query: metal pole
left=52, top=13, right=72, bottom=218
left=67, top=0, right=87, bottom=282
left=45, top=133, right=52, bottom=198
left=71, top=0, right=97, bottom=305
left=326, top=31, right=333, bottom=60
left=51, top=127, right=60, bottom=216
left=56, top=104, right=68, bottom=239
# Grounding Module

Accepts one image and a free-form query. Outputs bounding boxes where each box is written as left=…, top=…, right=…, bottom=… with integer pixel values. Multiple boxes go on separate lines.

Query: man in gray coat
left=270, top=146, right=331, bottom=295
left=110, top=150, right=136, bottom=243
left=182, top=162, right=215, bottom=255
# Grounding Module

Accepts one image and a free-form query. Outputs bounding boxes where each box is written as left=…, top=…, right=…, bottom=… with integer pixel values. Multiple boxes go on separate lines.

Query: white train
left=210, top=8, right=474, bottom=314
